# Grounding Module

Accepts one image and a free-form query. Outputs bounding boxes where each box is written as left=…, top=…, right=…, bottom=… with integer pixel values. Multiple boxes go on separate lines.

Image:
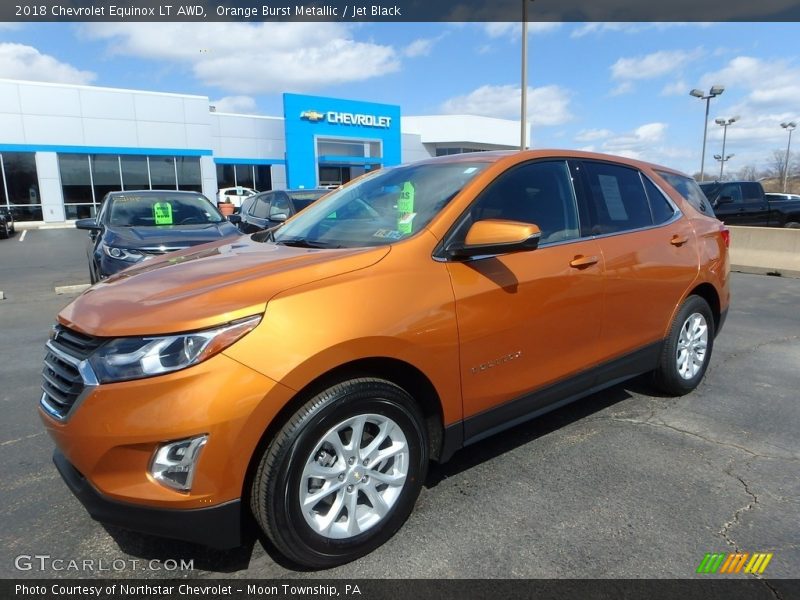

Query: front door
left=445, top=160, right=606, bottom=440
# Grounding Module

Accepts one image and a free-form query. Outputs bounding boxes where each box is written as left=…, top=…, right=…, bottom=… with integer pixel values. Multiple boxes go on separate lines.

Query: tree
left=736, top=165, right=760, bottom=181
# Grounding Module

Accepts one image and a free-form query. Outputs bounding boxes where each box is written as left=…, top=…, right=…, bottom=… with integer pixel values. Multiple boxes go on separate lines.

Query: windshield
left=106, top=194, right=223, bottom=227
left=288, top=190, right=328, bottom=212
left=272, top=162, right=488, bottom=248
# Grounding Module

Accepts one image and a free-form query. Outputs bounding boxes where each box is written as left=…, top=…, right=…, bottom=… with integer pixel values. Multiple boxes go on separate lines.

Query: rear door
left=242, top=192, right=273, bottom=232
left=576, top=160, right=699, bottom=361
left=445, top=159, right=606, bottom=438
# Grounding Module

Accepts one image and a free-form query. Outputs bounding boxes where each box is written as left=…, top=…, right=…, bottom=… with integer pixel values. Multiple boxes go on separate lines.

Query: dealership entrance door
left=316, top=138, right=382, bottom=187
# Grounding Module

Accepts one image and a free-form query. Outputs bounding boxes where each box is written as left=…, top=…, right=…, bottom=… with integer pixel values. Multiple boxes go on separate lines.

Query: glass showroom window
left=0, top=152, right=42, bottom=221
left=150, top=156, right=178, bottom=190
left=121, top=155, right=150, bottom=191
left=215, top=163, right=271, bottom=192
left=176, top=157, right=202, bottom=192
left=255, top=165, right=271, bottom=192
left=59, top=154, right=95, bottom=220
left=91, top=155, right=124, bottom=205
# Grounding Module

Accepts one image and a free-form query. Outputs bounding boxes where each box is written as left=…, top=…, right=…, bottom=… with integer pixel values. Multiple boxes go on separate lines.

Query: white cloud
left=692, top=56, right=800, bottom=169
left=575, top=128, right=613, bottom=143
left=0, top=43, right=95, bottom=84
left=571, top=23, right=712, bottom=38
left=611, top=48, right=703, bottom=81
left=609, top=82, right=635, bottom=97
left=584, top=123, right=671, bottom=161
left=661, top=79, right=689, bottom=96
left=403, top=38, right=435, bottom=58
left=80, top=23, right=399, bottom=94
left=483, top=22, right=562, bottom=40
left=210, top=96, right=258, bottom=114
left=441, top=84, right=573, bottom=127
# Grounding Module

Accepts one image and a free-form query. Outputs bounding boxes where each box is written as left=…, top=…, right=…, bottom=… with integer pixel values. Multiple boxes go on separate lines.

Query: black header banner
left=4, top=579, right=800, bottom=600
left=3, top=0, right=800, bottom=23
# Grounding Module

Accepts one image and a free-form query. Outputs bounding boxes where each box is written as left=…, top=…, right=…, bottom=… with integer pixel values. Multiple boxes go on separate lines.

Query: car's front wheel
left=653, top=295, right=715, bottom=396
left=0, top=221, right=9, bottom=239
left=250, top=378, right=428, bottom=569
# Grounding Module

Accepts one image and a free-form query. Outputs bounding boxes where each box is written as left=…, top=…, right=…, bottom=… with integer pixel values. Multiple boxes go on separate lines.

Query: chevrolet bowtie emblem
left=300, top=110, right=325, bottom=122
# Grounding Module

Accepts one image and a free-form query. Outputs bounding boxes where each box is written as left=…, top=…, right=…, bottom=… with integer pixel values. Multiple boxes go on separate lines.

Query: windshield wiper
left=274, top=237, right=340, bottom=249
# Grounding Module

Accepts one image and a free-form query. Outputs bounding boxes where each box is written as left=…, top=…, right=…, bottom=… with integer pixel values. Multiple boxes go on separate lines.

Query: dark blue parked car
left=76, top=190, right=241, bottom=283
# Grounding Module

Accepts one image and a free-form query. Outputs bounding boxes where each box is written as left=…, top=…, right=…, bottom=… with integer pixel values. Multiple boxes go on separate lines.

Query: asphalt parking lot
left=0, top=228, right=798, bottom=581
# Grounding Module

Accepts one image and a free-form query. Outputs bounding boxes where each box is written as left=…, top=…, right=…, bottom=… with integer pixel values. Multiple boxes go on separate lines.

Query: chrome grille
left=40, top=325, right=103, bottom=420
left=139, top=246, right=189, bottom=256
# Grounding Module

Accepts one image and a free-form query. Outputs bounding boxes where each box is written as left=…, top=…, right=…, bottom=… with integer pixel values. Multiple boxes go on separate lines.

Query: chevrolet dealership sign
left=300, top=110, right=392, bottom=129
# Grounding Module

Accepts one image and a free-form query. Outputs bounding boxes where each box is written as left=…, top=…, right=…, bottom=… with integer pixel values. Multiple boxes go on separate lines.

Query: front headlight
left=88, top=315, right=261, bottom=383
left=103, top=244, right=143, bottom=262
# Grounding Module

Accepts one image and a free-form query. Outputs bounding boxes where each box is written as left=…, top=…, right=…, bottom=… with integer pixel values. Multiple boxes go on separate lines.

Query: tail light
left=720, top=227, right=730, bottom=248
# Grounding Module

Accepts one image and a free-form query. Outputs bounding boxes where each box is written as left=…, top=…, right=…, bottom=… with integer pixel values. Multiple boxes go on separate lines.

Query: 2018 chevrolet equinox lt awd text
left=39, top=150, right=730, bottom=568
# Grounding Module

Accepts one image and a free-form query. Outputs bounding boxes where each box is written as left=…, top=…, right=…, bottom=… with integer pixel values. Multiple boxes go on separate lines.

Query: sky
left=0, top=21, right=799, bottom=176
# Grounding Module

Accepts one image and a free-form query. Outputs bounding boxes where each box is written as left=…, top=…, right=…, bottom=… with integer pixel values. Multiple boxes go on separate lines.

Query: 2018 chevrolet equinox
left=39, top=150, right=730, bottom=568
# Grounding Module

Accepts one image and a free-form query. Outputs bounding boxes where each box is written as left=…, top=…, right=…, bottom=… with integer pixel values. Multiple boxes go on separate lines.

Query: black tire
left=250, top=378, right=428, bottom=569
left=653, top=295, right=715, bottom=396
left=0, top=221, right=8, bottom=239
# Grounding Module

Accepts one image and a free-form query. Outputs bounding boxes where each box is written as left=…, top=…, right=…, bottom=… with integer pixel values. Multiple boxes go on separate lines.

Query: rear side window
left=582, top=162, right=653, bottom=234
left=741, top=182, right=763, bottom=202
left=657, top=171, right=714, bottom=215
left=642, top=177, right=676, bottom=225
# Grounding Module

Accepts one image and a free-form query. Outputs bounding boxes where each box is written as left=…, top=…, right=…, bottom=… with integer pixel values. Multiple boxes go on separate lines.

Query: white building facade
left=0, top=79, right=528, bottom=223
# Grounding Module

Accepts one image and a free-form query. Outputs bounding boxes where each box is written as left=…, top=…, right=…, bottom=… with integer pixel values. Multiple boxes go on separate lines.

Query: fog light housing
left=150, top=435, right=207, bottom=492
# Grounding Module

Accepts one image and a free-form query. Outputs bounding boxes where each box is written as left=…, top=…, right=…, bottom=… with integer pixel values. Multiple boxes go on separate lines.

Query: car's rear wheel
left=0, top=221, right=9, bottom=239
left=653, top=295, right=715, bottom=396
left=250, top=378, right=428, bottom=569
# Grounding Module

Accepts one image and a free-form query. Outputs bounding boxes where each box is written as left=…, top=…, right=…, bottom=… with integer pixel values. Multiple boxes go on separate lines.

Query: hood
left=59, top=236, right=390, bottom=337
left=103, top=222, right=240, bottom=249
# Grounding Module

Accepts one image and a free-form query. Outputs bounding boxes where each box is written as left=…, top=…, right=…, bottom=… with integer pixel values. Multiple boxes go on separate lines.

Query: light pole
left=520, top=0, right=535, bottom=151
left=690, top=86, right=725, bottom=181
left=714, top=153, right=734, bottom=178
left=781, top=121, right=796, bottom=192
left=715, top=116, right=738, bottom=180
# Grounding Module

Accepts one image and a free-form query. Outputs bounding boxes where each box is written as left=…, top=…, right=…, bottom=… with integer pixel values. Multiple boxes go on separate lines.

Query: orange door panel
left=447, top=239, right=605, bottom=421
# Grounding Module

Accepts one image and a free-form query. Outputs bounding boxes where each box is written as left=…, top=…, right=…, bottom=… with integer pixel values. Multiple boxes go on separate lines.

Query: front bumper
left=54, top=450, right=242, bottom=549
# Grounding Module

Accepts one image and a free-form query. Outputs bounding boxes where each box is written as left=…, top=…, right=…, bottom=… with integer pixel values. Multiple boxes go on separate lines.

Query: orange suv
left=40, top=150, right=729, bottom=568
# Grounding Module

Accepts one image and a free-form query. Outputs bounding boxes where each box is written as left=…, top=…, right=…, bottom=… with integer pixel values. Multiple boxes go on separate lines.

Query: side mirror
left=227, top=214, right=242, bottom=225
left=75, top=218, right=101, bottom=231
left=447, top=219, right=541, bottom=260
left=715, top=196, right=734, bottom=206
left=269, top=211, right=288, bottom=223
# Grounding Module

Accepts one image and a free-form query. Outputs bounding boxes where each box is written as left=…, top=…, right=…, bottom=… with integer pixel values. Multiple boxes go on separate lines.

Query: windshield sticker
left=464, top=167, right=478, bottom=174
left=373, top=229, right=404, bottom=240
left=153, top=202, right=174, bottom=225
left=397, top=182, right=415, bottom=234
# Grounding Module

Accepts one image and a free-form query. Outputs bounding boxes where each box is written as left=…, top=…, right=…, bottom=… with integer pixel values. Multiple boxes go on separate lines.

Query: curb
left=16, top=222, right=77, bottom=231
left=54, top=284, right=91, bottom=295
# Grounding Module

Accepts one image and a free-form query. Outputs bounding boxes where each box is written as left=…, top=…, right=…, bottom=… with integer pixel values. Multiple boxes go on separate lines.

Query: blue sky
left=1, top=21, right=798, bottom=175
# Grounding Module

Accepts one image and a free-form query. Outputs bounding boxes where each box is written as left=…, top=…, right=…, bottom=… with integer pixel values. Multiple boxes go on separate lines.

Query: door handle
left=570, top=255, right=599, bottom=269
left=670, top=235, right=689, bottom=247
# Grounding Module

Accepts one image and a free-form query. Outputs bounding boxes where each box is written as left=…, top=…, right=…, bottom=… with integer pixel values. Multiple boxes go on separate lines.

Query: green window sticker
left=153, top=202, right=173, bottom=225
left=397, top=182, right=415, bottom=234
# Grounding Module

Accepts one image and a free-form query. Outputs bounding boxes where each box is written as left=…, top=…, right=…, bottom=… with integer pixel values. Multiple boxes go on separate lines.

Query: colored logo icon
left=696, top=552, right=773, bottom=574
left=300, top=110, right=326, bottom=122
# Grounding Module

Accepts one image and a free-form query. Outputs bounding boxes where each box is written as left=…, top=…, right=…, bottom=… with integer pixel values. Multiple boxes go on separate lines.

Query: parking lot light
left=781, top=121, right=797, bottom=192
left=715, top=117, right=738, bottom=179
left=690, top=86, right=725, bottom=181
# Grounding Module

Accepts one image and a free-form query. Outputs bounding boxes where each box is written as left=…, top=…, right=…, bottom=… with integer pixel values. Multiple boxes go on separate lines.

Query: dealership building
left=0, top=78, right=529, bottom=224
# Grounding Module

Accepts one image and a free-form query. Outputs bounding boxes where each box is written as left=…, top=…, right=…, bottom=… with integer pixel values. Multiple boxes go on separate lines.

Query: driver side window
left=468, top=161, right=580, bottom=244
